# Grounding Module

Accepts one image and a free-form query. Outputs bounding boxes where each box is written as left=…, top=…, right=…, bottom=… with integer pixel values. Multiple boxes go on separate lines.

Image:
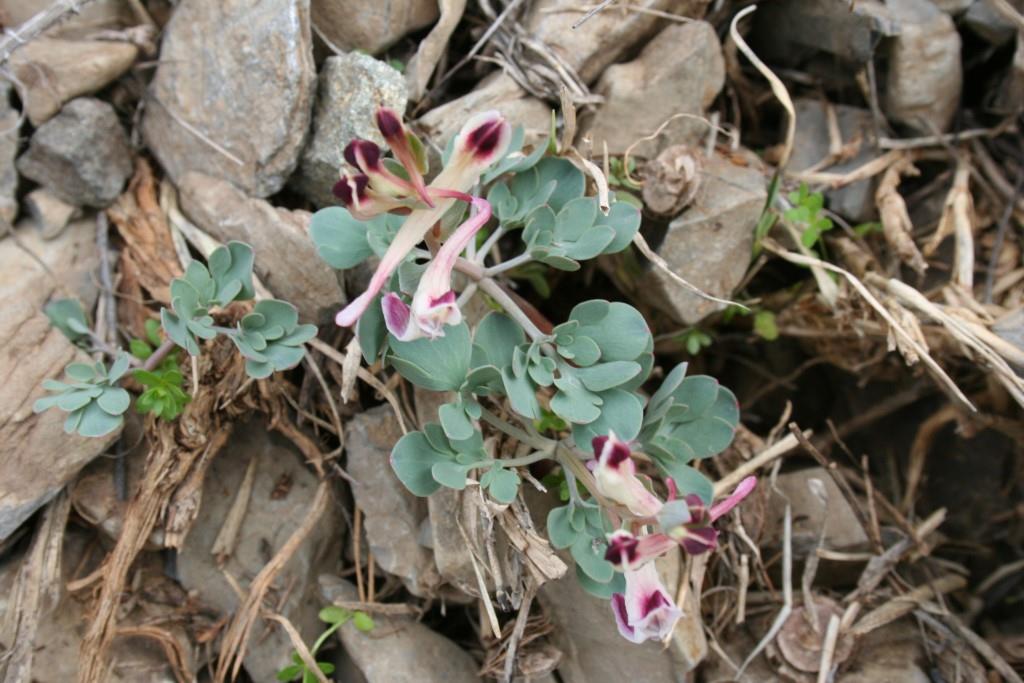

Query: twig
left=984, top=170, right=1022, bottom=303
left=923, top=612, right=1024, bottom=683
left=632, top=232, right=749, bottom=311
left=738, top=497, right=792, bottom=675
left=571, top=0, right=617, bottom=28
left=95, top=213, right=117, bottom=346
left=0, top=0, right=97, bottom=64
left=263, top=612, right=328, bottom=683
left=501, top=581, right=537, bottom=683
left=712, top=431, right=802, bottom=497
left=729, top=5, right=795, bottom=169
left=816, top=615, right=841, bottom=683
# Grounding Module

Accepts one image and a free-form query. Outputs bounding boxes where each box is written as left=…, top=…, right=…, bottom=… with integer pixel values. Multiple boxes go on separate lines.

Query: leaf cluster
left=547, top=501, right=625, bottom=598
left=785, top=183, right=834, bottom=248
left=33, top=354, right=132, bottom=437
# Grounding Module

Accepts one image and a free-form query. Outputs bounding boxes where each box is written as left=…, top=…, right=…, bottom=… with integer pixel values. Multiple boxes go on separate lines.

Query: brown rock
left=10, top=38, right=138, bottom=125
left=0, top=219, right=116, bottom=542
left=24, top=189, right=80, bottom=240
left=177, top=172, right=343, bottom=323
left=142, top=0, right=316, bottom=197
left=584, top=21, right=725, bottom=156
left=312, top=0, right=438, bottom=55
left=0, top=0, right=132, bottom=39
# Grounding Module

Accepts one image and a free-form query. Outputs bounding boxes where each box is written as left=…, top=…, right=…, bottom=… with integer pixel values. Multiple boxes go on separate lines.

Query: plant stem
left=141, top=339, right=177, bottom=372
left=476, top=225, right=507, bottom=263
left=483, top=447, right=554, bottom=469
left=476, top=277, right=547, bottom=341
left=479, top=407, right=553, bottom=451
left=483, top=252, right=532, bottom=277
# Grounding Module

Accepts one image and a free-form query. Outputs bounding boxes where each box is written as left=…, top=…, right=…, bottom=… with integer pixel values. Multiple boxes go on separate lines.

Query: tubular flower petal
left=335, top=111, right=512, bottom=330
left=661, top=477, right=757, bottom=555
left=611, top=562, right=682, bottom=644
left=605, top=530, right=677, bottom=571
left=344, top=138, right=418, bottom=199
left=591, top=433, right=664, bottom=518
left=376, top=107, right=433, bottom=206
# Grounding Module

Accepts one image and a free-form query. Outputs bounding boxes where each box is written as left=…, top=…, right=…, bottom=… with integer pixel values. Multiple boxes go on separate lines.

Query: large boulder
left=311, top=0, right=438, bottom=54
left=141, top=0, right=316, bottom=197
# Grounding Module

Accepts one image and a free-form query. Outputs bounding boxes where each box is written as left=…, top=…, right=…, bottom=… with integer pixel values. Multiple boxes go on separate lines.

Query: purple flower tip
left=376, top=108, right=404, bottom=140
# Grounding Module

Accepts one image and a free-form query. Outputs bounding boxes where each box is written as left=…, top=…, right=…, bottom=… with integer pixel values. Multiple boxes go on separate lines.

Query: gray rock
left=16, top=97, right=133, bottom=207
left=752, top=0, right=898, bottom=65
left=319, top=576, right=481, bottom=683
left=583, top=21, right=724, bottom=156
left=883, top=0, right=962, bottom=133
left=0, top=219, right=114, bottom=542
left=312, top=0, right=438, bottom=54
left=0, top=82, right=17, bottom=225
left=24, top=189, right=80, bottom=239
left=634, top=151, right=766, bottom=325
left=346, top=405, right=438, bottom=596
left=9, top=37, right=138, bottom=126
left=293, top=52, right=406, bottom=208
left=994, top=33, right=1024, bottom=114
left=789, top=99, right=877, bottom=223
left=964, top=0, right=1021, bottom=44
left=142, top=0, right=315, bottom=197
left=994, top=308, right=1024, bottom=372
left=177, top=172, right=342, bottom=323
left=177, top=417, right=340, bottom=682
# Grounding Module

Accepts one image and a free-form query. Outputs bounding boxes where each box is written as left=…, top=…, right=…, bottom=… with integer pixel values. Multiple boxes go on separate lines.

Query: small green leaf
left=546, top=505, right=579, bottom=549
left=576, top=565, right=625, bottom=599
left=390, top=431, right=449, bottom=496
left=439, top=402, right=475, bottom=442
left=318, top=605, right=351, bottom=625
left=97, top=387, right=131, bottom=415
left=44, top=298, right=89, bottom=343
left=482, top=467, right=519, bottom=503
left=570, top=534, right=614, bottom=583
left=352, top=611, right=375, bottom=632
left=388, top=322, right=471, bottom=391
left=753, top=310, right=779, bottom=341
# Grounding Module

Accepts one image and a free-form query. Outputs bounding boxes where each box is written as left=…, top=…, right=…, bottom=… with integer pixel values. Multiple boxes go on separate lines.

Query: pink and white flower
left=604, top=529, right=676, bottom=571
left=382, top=193, right=492, bottom=341
left=661, top=476, right=757, bottom=555
left=610, top=562, right=682, bottom=644
left=334, top=109, right=512, bottom=332
left=590, top=433, right=664, bottom=518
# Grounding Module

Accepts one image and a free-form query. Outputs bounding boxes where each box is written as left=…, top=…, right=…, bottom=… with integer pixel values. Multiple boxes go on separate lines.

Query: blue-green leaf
left=310, top=207, right=374, bottom=270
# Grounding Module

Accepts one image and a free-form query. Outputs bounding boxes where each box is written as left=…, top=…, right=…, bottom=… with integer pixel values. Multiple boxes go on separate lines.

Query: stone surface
left=760, top=467, right=870, bottom=555
left=636, top=151, right=766, bottom=324
left=10, top=38, right=138, bottom=125
left=0, top=0, right=133, bottom=38
left=319, top=576, right=481, bottom=683
left=177, top=417, right=339, bottom=683
left=789, top=99, right=878, bottom=222
left=293, top=52, right=406, bottom=208
left=346, top=405, right=438, bottom=595
left=584, top=21, right=724, bottom=156
left=0, top=82, right=17, bottom=225
left=24, top=189, right=80, bottom=239
left=994, top=308, right=1024, bottom=371
left=883, top=0, right=962, bottom=133
left=142, top=0, right=315, bottom=197
left=312, top=0, right=438, bottom=54
left=994, top=32, right=1024, bottom=114
left=417, top=72, right=551, bottom=152
left=526, top=0, right=708, bottom=83
left=177, top=172, right=343, bottom=323
left=16, top=97, right=133, bottom=208
left=964, top=0, right=1021, bottom=44
left=0, top=532, right=187, bottom=682
left=0, top=219, right=116, bottom=542
left=753, top=0, right=897, bottom=65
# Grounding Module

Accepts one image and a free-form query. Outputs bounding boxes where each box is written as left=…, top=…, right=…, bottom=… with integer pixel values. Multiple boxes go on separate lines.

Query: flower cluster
left=333, top=108, right=511, bottom=342
left=591, top=433, right=756, bottom=643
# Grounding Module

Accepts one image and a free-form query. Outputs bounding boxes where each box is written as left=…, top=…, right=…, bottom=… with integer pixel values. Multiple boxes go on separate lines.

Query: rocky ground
left=0, top=0, right=1023, bottom=681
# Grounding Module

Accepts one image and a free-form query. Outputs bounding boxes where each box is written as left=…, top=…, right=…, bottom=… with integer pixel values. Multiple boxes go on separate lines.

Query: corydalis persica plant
left=309, top=107, right=751, bottom=643
left=36, top=242, right=317, bottom=437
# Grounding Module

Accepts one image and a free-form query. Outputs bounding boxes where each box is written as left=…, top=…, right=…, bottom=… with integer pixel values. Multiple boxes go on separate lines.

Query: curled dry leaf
left=642, top=145, right=703, bottom=216
left=875, top=157, right=928, bottom=275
